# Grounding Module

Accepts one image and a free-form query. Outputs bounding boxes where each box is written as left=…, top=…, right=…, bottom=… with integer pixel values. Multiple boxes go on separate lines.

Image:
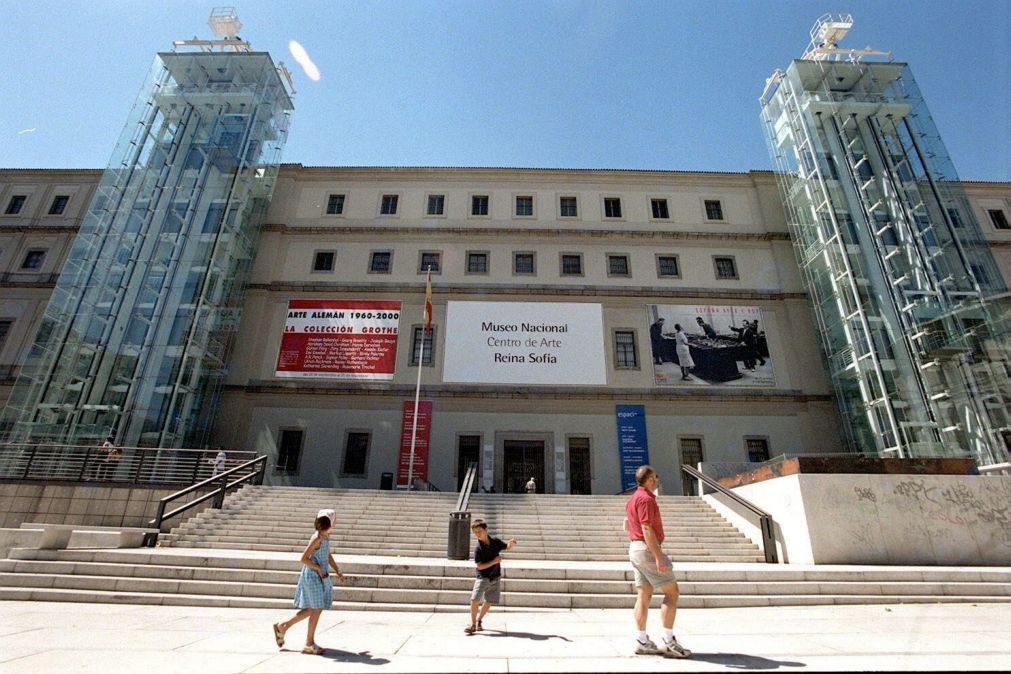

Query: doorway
left=568, top=436, right=592, bottom=494
left=503, top=439, right=545, bottom=494
left=457, top=434, right=481, bottom=491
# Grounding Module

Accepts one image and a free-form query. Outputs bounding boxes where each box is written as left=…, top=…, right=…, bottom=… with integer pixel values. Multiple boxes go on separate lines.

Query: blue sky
left=1, top=1, right=1008, bottom=179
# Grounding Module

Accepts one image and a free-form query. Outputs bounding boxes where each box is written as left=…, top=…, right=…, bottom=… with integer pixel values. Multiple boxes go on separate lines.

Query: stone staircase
left=158, top=486, right=766, bottom=562
left=1, top=486, right=1008, bottom=609
left=2, top=547, right=1009, bottom=610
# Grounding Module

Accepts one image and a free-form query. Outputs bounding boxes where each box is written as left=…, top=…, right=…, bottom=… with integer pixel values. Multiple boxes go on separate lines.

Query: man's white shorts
left=629, top=540, right=677, bottom=589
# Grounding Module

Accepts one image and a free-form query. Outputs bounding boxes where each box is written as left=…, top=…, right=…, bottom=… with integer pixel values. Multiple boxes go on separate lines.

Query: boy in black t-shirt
left=465, top=518, right=517, bottom=635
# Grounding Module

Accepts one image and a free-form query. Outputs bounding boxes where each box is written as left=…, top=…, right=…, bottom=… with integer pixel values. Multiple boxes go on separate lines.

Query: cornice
left=259, top=223, right=792, bottom=242
left=244, top=282, right=807, bottom=301
left=0, top=224, right=81, bottom=234
left=228, top=380, right=832, bottom=404
left=277, top=164, right=776, bottom=188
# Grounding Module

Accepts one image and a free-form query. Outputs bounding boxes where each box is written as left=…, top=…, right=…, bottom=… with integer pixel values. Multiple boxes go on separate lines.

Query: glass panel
left=514, top=253, right=534, bottom=274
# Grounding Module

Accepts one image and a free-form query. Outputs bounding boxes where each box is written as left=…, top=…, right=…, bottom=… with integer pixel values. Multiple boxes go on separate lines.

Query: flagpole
left=407, top=332, right=424, bottom=489
left=407, top=267, right=430, bottom=489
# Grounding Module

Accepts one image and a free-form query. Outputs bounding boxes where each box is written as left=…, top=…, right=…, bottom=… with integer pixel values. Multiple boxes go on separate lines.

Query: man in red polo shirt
left=625, top=464, right=691, bottom=658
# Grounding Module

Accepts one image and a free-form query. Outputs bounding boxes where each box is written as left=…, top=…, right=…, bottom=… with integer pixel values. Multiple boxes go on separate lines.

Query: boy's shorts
left=629, top=540, right=678, bottom=589
left=471, top=576, right=501, bottom=604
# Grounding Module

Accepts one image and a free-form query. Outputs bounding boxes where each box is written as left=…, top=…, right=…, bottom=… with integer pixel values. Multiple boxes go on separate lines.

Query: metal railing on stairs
left=412, top=477, right=441, bottom=491
left=681, top=464, right=778, bottom=563
left=447, top=461, right=478, bottom=559
left=148, top=455, right=267, bottom=543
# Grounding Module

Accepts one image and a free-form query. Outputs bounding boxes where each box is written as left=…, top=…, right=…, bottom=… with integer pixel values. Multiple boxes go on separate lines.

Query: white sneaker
left=661, top=636, right=692, bottom=658
left=634, top=637, right=664, bottom=655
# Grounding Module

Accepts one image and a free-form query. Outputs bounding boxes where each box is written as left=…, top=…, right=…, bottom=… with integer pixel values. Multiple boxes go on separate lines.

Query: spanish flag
left=423, top=268, right=433, bottom=334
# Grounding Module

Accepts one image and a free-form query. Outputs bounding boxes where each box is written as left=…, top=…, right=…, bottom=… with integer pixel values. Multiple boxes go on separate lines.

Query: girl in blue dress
left=272, top=508, right=344, bottom=655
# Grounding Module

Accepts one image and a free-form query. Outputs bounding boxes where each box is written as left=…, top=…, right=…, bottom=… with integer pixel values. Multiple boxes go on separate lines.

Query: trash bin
left=380, top=472, right=394, bottom=490
left=447, top=511, right=471, bottom=560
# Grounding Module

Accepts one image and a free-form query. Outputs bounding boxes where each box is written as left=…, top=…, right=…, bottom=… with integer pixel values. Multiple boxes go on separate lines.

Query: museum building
left=1, top=164, right=1008, bottom=494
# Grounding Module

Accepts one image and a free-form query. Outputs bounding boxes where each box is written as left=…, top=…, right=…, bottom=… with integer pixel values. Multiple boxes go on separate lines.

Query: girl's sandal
left=301, top=644, right=325, bottom=655
left=464, top=624, right=477, bottom=635
left=272, top=623, right=284, bottom=647
left=477, top=620, right=484, bottom=631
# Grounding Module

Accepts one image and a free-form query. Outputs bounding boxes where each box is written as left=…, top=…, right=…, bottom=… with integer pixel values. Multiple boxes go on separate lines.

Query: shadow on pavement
left=688, top=652, right=806, bottom=669
left=315, top=648, right=390, bottom=665
left=478, top=629, right=573, bottom=642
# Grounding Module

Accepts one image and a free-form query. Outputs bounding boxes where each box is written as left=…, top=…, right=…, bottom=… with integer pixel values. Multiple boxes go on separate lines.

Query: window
left=21, top=250, right=45, bottom=269
left=325, top=193, right=345, bottom=215
left=312, top=250, right=335, bottom=272
left=5, top=195, right=26, bottom=215
left=559, top=196, right=578, bottom=217
left=656, top=255, right=680, bottom=278
left=746, top=438, right=770, bottom=463
left=607, top=254, right=630, bottom=277
left=679, top=437, right=704, bottom=495
left=419, top=251, right=441, bottom=273
left=714, top=256, right=738, bottom=280
left=704, top=199, right=724, bottom=221
left=613, top=330, right=638, bottom=368
left=276, top=429, right=303, bottom=473
left=369, top=251, right=392, bottom=274
left=471, top=195, right=489, bottom=216
left=49, top=195, right=69, bottom=215
left=411, top=326, right=435, bottom=366
left=202, top=202, right=226, bottom=233
left=971, top=264, right=991, bottom=286
left=380, top=194, right=399, bottom=215
left=341, top=431, right=370, bottom=477
left=513, top=252, right=535, bottom=275
left=466, top=251, right=489, bottom=274
left=426, top=194, right=445, bottom=216
left=603, top=197, right=622, bottom=218
left=515, top=195, right=533, bottom=217
left=989, top=209, right=1010, bottom=230
left=560, top=253, right=583, bottom=276
left=651, top=198, right=670, bottom=220
left=946, top=207, right=964, bottom=229
left=0, top=319, right=12, bottom=350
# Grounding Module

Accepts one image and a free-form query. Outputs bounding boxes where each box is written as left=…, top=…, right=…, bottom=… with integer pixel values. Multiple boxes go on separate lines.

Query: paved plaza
left=0, top=599, right=1007, bottom=672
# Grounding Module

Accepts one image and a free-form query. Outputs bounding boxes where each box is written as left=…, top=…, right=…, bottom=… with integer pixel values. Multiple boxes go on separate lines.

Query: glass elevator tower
left=0, top=9, right=294, bottom=448
left=759, top=15, right=1010, bottom=466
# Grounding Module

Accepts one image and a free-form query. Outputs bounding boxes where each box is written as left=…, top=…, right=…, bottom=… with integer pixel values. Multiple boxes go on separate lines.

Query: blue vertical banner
left=616, top=404, right=649, bottom=492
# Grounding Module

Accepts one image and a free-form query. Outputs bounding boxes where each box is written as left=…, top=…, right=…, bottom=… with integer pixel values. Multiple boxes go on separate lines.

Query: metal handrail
left=148, top=455, right=267, bottom=539
left=454, top=461, right=478, bottom=513
left=412, top=477, right=441, bottom=492
left=681, top=464, right=778, bottom=564
left=0, top=443, right=257, bottom=486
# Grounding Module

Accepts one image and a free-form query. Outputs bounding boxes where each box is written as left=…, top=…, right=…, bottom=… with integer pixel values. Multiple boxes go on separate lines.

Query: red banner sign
left=275, top=300, right=401, bottom=379
left=397, top=400, right=432, bottom=488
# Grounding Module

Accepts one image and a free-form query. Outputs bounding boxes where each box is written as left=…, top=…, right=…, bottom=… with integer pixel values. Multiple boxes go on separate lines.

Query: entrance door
left=457, top=435, right=481, bottom=491
left=568, top=437, right=592, bottom=494
left=679, top=437, right=704, bottom=496
left=503, top=440, right=544, bottom=494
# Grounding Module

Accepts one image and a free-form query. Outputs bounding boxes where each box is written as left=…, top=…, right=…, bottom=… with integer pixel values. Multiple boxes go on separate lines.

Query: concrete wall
left=705, top=473, right=1011, bottom=565
left=0, top=482, right=217, bottom=531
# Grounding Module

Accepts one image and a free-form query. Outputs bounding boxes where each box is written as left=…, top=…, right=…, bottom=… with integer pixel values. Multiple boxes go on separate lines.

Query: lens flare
left=288, top=40, right=321, bottom=82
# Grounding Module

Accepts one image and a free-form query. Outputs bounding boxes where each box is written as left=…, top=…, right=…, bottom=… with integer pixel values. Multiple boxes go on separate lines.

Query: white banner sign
left=443, top=301, right=606, bottom=385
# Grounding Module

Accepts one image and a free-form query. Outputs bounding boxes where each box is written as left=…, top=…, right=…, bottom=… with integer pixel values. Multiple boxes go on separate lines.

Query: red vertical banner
left=397, top=400, right=433, bottom=488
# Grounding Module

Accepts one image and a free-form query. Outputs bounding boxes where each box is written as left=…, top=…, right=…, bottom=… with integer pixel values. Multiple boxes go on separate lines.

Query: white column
left=554, top=441, right=567, bottom=494
left=482, top=441, right=495, bottom=491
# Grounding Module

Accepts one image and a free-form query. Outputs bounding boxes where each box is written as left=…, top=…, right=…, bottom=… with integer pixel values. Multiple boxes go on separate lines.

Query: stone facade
left=2, top=167, right=1009, bottom=494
